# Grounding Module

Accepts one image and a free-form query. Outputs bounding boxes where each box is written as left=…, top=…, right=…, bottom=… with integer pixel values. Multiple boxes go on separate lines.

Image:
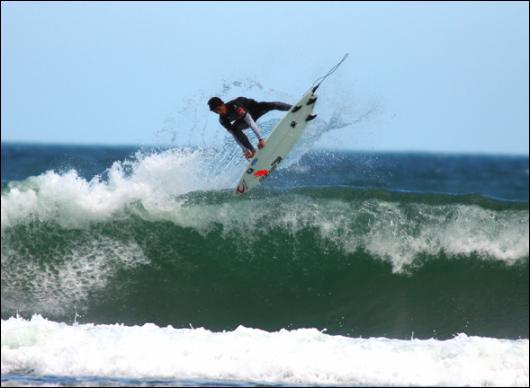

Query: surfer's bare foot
left=258, top=139, right=266, bottom=149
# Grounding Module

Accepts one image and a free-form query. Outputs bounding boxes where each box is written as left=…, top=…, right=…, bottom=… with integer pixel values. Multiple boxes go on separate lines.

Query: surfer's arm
left=230, top=132, right=247, bottom=151
left=220, top=114, right=255, bottom=152
left=231, top=127, right=255, bottom=152
left=219, top=116, right=233, bottom=131
left=243, top=113, right=263, bottom=140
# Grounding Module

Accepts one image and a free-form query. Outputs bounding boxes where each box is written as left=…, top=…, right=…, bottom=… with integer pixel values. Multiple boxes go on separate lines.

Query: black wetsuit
left=219, top=97, right=292, bottom=152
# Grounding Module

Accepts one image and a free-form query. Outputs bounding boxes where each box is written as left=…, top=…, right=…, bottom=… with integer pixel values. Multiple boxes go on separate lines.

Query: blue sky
left=1, top=1, right=528, bottom=154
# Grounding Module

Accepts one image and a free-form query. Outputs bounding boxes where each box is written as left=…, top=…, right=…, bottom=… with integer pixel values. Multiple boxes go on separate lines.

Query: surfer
left=208, top=96, right=292, bottom=160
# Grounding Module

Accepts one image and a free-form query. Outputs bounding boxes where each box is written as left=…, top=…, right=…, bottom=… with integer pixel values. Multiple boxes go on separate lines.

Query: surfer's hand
left=258, top=139, right=266, bottom=150
left=244, top=149, right=255, bottom=160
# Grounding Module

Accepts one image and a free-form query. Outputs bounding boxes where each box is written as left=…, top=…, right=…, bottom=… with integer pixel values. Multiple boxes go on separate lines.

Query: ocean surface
left=1, top=141, right=528, bottom=387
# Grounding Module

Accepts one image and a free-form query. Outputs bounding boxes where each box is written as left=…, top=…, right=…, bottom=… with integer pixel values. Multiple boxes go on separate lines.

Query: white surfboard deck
left=235, top=89, right=317, bottom=195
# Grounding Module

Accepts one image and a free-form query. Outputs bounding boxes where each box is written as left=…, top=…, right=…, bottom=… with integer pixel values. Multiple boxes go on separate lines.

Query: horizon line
left=1, top=140, right=529, bottom=158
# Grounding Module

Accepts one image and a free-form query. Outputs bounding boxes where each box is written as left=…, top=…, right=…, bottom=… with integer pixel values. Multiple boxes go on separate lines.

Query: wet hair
left=207, top=97, right=224, bottom=111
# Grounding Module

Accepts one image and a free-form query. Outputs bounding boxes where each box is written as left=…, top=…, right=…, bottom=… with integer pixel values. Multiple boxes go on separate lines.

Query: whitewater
left=2, top=315, right=528, bottom=387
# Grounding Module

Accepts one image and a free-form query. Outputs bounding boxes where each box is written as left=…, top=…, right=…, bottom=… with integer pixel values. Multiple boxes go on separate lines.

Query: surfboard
left=235, top=89, right=317, bottom=195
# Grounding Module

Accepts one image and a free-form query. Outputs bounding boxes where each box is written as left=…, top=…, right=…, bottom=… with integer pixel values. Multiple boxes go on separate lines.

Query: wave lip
left=0, top=148, right=224, bottom=230
left=1, top=315, right=528, bottom=387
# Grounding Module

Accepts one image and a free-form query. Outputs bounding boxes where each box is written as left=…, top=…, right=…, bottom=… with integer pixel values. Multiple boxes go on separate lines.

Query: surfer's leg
left=265, top=101, right=292, bottom=111
left=253, top=101, right=292, bottom=120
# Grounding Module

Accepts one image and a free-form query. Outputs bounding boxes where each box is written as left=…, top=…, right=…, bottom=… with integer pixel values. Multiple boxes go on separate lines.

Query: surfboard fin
left=306, top=96, right=317, bottom=105
left=306, top=114, right=317, bottom=121
left=291, top=105, right=302, bottom=113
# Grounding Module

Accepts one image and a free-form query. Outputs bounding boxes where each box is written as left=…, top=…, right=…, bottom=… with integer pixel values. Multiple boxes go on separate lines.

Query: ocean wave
left=2, top=149, right=528, bottom=335
left=2, top=186, right=528, bottom=336
left=1, top=315, right=528, bottom=387
left=2, top=174, right=528, bottom=270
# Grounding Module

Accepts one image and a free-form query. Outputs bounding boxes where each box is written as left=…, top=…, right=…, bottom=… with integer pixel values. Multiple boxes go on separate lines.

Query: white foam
left=359, top=201, right=529, bottom=271
left=178, top=195, right=528, bottom=272
left=1, top=238, right=149, bottom=317
left=1, top=148, right=237, bottom=229
left=1, top=315, right=528, bottom=386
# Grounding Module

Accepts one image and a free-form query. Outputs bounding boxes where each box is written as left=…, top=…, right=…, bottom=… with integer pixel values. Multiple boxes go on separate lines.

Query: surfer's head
left=208, top=97, right=226, bottom=114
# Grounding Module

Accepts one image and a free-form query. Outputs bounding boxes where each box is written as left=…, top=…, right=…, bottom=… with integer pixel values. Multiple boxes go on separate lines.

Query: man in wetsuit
left=208, top=96, right=292, bottom=160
